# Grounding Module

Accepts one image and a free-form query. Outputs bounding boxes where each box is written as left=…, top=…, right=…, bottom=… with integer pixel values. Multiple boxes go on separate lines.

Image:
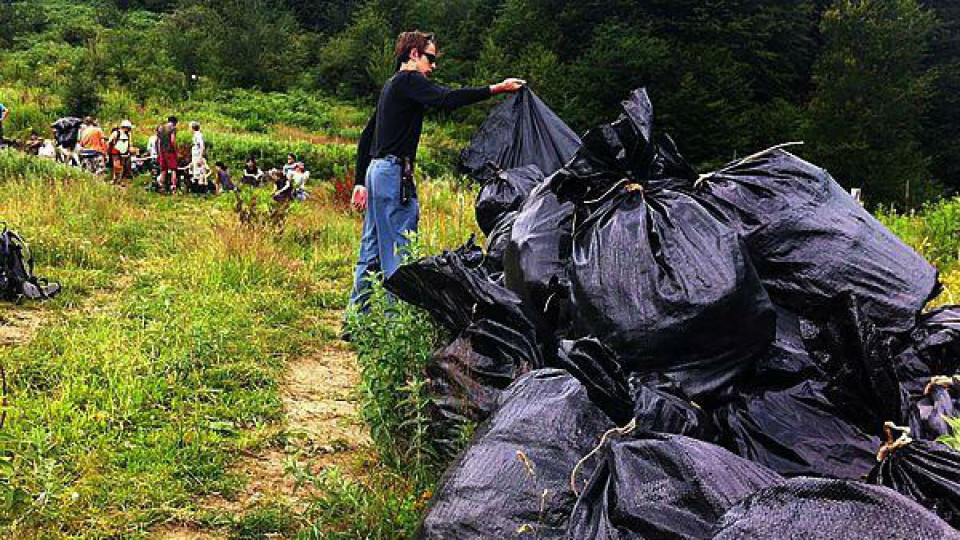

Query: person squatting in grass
left=346, top=30, right=525, bottom=311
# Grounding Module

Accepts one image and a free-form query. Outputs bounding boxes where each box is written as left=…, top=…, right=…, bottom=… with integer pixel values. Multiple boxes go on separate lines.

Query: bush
left=59, top=56, right=102, bottom=117
left=343, top=237, right=440, bottom=475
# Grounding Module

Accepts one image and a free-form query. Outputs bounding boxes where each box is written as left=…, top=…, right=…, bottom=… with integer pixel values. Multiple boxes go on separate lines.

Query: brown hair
left=394, top=31, right=435, bottom=67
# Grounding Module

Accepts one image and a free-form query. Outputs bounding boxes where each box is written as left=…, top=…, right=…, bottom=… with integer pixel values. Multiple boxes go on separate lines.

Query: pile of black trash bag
left=383, top=86, right=960, bottom=538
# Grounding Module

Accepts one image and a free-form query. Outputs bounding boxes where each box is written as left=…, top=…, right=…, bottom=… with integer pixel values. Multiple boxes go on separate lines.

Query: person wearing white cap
left=109, top=119, right=134, bottom=185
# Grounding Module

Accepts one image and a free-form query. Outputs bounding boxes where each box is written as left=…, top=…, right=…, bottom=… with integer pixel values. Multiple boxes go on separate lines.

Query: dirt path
left=156, top=310, right=367, bottom=539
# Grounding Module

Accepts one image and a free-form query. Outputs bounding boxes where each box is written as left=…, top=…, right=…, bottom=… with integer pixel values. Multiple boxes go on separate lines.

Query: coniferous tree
left=808, top=0, right=937, bottom=205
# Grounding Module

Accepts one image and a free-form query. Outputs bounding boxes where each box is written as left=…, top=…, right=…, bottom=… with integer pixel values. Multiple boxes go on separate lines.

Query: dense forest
left=1, top=0, right=958, bottom=205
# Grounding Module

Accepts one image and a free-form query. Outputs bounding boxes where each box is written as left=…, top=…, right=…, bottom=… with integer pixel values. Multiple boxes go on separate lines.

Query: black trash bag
left=566, top=433, right=783, bottom=540
left=801, top=292, right=911, bottom=435
left=459, top=87, right=582, bottom=180
left=385, top=242, right=539, bottom=341
left=893, top=344, right=938, bottom=398
left=503, top=175, right=576, bottom=338
left=911, top=304, right=960, bottom=375
left=475, top=165, right=543, bottom=235
left=552, top=338, right=632, bottom=424
left=910, top=377, right=959, bottom=440
left=891, top=305, right=960, bottom=398
left=867, top=424, right=960, bottom=528
left=0, top=227, right=62, bottom=302
left=713, top=380, right=880, bottom=479
left=550, top=87, right=697, bottom=204
left=426, top=317, right=543, bottom=459
left=742, top=305, right=823, bottom=391
left=482, top=211, right=516, bottom=277
left=687, top=148, right=940, bottom=333
left=416, top=369, right=614, bottom=540
left=569, top=183, right=775, bottom=401
left=630, top=373, right=718, bottom=441
left=711, top=478, right=960, bottom=540
left=51, top=116, right=82, bottom=147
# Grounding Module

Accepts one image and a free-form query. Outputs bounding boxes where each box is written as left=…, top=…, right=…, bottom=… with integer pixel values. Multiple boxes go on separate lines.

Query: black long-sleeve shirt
left=355, top=71, right=492, bottom=186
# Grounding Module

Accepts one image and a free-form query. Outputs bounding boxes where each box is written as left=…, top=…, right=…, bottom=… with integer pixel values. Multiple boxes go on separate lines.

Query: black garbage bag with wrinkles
left=503, top=175, right=576, bottom=339
left=713, top=380, right=880, bottom=480
left=415, top=369, right=614, bottom=540
left=710, top=478, right=960, bottom=540
left=800, top=292, right=912, bottom=436
left=630, top=373, right=718, bottom=441
left=475, top=165, right=543, bottom=235
left=426, top=317, right=544, bottom=459
left=549, top=87, right=697, bottom=205
left=891, top=305, right=960, bottom=398
left=569, top=183, right=775, bottom=401
left=867, top=426, right=960, bottom=528
left=741, top=305, right=823, bottom=391
left=552, top=338, right=633, bottom=424
left=911, top=304, right=960, bottom=374
left=384, top=242, right=539, bottom=341
left=910, top=377, right=958, bottom=440
left=459, top=87, right=581, bottom=180
left=482, top=211, right=516, bottom=278
left=685, top=148, right=940, bottom=333
left=566, top=433, right=783, bottom=540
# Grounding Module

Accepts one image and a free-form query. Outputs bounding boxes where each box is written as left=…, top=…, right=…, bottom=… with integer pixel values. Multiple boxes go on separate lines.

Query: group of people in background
left=0, top=103, right=310, bottom=202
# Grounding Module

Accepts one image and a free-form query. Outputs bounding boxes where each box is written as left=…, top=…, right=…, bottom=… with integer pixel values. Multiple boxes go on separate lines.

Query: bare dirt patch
left=0, top=306, right=46, bottom=346
left=153, top=526, right=227, bottom=540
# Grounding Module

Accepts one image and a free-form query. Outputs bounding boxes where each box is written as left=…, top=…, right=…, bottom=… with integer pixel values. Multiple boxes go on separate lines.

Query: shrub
left=343, top=236, right=440, bottom=475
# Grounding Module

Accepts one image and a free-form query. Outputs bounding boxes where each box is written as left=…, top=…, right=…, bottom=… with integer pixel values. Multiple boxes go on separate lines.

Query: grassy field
left=0, top=147, right=477, bottom=538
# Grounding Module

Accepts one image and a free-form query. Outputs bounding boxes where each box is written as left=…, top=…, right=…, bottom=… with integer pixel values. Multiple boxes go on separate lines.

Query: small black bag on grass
left=713, top=380, right=880, bottom=480
left=459, top=87, right=581, bottom=179
left=710, top=478, right=960, bottom=540
left=687, top=148, right=940, bottom=333
left=867, top=423, right=960, bottom=528
left=503, top=176, right=576, bottom=338
left=416, top=369, right=614, bottom=540
left=566, top=433, right=783, bottom=540
left=426, top=318, right=543, bottom=459
left=475, top=165, right=543, bottom=235
left=0, top=226, right=61, bottom=302
left=569, top=183, right=775, bottom=401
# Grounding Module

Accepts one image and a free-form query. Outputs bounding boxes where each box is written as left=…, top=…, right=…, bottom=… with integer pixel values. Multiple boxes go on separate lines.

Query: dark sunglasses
left=423, top=52, right=437, bottom=65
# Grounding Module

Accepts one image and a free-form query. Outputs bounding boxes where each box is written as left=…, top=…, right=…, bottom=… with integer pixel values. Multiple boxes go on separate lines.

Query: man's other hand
left=351, top=185, right=368, bottom=212
left=491, top=78, right=527, bottom=94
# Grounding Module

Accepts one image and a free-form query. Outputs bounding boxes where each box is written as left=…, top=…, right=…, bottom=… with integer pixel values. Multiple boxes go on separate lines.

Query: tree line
left=0, top=0, right=957, bottom=205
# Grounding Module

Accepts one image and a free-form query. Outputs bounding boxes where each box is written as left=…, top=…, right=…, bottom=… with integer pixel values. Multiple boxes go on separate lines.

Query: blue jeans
left=348, top=157, right=419, bottom=309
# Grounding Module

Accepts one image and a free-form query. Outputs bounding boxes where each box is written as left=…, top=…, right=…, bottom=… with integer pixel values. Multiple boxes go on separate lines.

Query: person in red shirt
left=156, top=116, right=179, bottom=193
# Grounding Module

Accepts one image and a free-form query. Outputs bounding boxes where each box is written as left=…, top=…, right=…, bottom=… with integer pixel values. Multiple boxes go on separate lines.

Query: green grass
left=0, top=149, right=479, bottom=538
left=877, top=196, right=960, bottom=307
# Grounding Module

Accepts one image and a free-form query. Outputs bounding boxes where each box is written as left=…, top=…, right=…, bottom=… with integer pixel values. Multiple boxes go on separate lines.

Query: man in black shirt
left=347, top=31, right=524, bottom=310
